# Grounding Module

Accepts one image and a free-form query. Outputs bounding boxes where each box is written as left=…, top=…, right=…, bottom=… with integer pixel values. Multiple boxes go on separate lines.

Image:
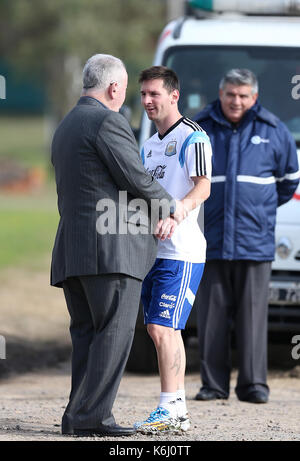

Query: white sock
left=176, top=389, right=187, bottom=417
left=159, top=392, right=177, bottom=417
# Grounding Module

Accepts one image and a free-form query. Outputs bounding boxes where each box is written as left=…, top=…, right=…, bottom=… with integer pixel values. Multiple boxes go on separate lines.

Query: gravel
left=0, top=362, right=299, bottom=442
left=0, top=264, right=299, bottom=443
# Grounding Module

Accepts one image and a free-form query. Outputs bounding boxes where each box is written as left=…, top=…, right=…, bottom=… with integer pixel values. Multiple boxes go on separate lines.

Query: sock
left=176, top=389, right=187, bottom=417
left=159, top=392, right=178, bottom=417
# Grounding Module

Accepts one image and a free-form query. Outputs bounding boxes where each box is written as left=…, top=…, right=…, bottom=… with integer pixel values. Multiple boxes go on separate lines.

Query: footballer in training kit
left=137, top=118, right=211, bottom=434
left=135, top=67, right=212, bottom=435
left=141, top=117, right=211, bottom=331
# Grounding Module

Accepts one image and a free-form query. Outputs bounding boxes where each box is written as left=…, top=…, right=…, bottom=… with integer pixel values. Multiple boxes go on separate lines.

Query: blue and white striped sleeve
left=183, top=131, right=212, bottom=180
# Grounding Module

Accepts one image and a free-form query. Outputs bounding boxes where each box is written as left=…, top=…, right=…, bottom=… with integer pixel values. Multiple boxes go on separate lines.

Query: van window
left=164, top=46, right=300, bottom=144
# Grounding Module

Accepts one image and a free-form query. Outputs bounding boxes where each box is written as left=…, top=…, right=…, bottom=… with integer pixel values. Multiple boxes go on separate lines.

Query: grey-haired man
left=193, top=69, right=299, bottom=404
left=51, top=54, right=186, bottom=437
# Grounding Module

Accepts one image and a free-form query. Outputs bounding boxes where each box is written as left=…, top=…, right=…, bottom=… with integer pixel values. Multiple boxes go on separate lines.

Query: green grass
left=0, top=186, right=59, bottom=270
left=0, top=208, right=58, bottom=270
left=0, top=115, right=60, bottom=270
left=0, top=115, right=50, bottom=168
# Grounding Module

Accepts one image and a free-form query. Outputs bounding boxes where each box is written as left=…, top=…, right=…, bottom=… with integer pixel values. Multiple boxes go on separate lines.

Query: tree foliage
left=0, top=0, right=166, bottom=118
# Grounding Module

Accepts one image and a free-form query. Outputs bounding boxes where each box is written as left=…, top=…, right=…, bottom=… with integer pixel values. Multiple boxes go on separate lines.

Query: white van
left=128, top=4, right=300, bottom=371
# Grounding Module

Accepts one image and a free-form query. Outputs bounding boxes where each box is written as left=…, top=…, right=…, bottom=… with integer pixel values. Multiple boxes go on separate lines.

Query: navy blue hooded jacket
left=194, top=100, right=299, bottom=261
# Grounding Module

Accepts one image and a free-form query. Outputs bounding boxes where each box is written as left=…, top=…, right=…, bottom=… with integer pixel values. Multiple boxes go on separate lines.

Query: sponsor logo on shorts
left=161, top=293, right=177, bottom=302
left=159, top=301, right=175, bottom=309
left=159, top=309, right=171, bottom=319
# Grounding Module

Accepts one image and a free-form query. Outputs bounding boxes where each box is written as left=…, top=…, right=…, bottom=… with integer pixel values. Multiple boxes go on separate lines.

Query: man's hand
left=154, top=216, right=177, bottom=241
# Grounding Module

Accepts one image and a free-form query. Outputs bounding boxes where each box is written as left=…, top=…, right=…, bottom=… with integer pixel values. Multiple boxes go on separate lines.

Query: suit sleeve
left=275, top=122, right=299, bottom=207
left=96, top=110, right=175, bottom=212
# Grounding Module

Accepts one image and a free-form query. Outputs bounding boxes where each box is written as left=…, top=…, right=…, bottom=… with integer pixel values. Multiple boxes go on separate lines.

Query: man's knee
left=147, top=323, right=175, bottom=347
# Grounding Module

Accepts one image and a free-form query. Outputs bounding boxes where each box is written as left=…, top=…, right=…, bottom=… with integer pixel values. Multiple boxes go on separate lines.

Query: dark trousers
left=61, top=273, right=142, bottom=430
left=196, top=260, right=271, bottom=399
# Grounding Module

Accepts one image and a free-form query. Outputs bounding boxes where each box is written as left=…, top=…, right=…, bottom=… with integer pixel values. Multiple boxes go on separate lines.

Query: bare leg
left=139, top=324, right=189, bottom=432
left=147, top=323, right=180, bottom=392
left=175, top=330, right=186, bottom=391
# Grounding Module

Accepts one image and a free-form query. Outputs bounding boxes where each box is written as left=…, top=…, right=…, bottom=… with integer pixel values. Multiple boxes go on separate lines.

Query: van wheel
left=126, top=328, right=158, bottom=373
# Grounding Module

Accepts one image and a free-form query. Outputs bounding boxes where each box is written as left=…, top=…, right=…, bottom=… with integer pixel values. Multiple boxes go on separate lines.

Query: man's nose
left=143, top=94, right=152, bottom=105
left=232, top=95, right=241, bottom=104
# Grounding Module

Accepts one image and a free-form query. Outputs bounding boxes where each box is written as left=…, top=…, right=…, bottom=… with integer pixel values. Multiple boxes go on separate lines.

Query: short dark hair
left=139, top=66, right=180, bottom=93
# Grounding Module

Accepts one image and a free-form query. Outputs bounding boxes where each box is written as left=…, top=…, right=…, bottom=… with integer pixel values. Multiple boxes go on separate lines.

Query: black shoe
left=61, top=421, right=74, bottom=435
left=62, top=427, right=74, bottom=435
left=61, top=424, right=74, bottom=435
left=61, top=414, right=74, bottom=435
left=239, top=391, right=268, bottom=404
left=73, top=424, right=136, bottom=437
left=194, top=388, right=227, bottom=401
left=61, top=428, right=74, bottom=435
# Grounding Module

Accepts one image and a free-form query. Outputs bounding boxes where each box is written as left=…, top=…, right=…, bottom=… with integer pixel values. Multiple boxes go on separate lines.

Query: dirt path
left=0, top=361, right=299, bottom=442
left=0, top=264, right=299, bottom=443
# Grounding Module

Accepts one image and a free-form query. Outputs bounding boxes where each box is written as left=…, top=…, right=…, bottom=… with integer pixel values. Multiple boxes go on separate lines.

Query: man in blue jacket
left=194, top=68, right=299, bottom=404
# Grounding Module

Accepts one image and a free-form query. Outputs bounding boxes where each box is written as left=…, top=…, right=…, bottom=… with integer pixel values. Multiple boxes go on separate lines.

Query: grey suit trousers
left=196, top=260, right=271, bottom=399
left=61, top=273, right=141, bottom=430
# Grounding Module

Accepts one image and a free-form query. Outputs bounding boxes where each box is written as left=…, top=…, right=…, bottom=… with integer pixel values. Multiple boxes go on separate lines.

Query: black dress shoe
left=73, top=424, right=136, bottom=437
left=61, top=414, right=74, bottom=435
left=61, top=421, right=74, bottom=435
left=62, top=428, right=74, bottom=435
left=195, top=388, right=227, bottom=401
left=239, top=390, right=268, bottom=404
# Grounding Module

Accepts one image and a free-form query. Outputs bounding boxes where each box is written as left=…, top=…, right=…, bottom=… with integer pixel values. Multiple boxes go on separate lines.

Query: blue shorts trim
left=141, top=258, right=204, bottom=330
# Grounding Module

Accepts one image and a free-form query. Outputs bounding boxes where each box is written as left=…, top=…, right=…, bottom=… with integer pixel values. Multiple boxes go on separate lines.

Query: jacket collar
left=196, top=99, right=278, bottom=128
left=77, top=96, right=108, bottom=109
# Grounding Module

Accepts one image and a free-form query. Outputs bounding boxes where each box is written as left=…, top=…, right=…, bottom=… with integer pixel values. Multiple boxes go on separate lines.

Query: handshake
left=154, top=199, right=189, bottom=241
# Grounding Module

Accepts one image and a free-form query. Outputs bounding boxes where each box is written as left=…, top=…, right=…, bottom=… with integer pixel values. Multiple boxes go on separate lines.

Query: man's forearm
left=171, top=177, right=210, bottom=225
left=182, top=176, right=211, bottom=213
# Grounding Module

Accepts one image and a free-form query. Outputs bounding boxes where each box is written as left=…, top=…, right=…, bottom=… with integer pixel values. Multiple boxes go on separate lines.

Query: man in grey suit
left=51, top=54, right=186, bottom=437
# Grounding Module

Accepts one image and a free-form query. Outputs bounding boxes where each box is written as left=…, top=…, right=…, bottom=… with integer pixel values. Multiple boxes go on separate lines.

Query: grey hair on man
left=219, top=69, right=258, bottom=94
left=82, top=54, right=126, bottom=91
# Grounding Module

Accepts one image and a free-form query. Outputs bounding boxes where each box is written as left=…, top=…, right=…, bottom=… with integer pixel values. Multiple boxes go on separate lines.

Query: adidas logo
left=159, top=309, right=171, bottom=319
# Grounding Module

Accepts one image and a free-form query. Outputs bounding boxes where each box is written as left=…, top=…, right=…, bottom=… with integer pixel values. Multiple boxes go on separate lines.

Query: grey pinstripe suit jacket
left=50, top=96, right=173, bottom=287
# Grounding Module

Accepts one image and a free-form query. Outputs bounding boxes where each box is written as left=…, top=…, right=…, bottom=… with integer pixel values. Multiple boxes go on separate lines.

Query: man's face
left=219, top=83, right=258, bottom=123
left=112, top=70, right=128, bottom=112
left=140, top=78, right=178, bottom=123
left=117, top=71, right=128, bottom=109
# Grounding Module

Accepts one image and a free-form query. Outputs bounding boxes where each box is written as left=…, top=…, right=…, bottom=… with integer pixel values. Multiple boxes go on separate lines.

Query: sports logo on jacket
left=165, top=141, right=177, bottom=156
